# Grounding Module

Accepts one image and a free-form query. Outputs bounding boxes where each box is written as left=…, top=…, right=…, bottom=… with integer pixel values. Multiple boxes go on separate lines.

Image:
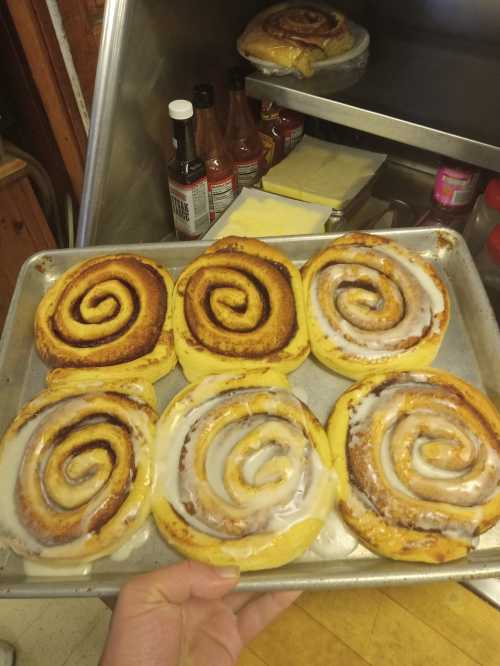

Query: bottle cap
left=228, top=67, right=245, bottom=91
left=487, top=224, right=500, bottom=264
left=168, top=99, right=193, bottom=120
left=485, top=178, right=500, bottom=210
left=193, top=84, right=214, bottom=109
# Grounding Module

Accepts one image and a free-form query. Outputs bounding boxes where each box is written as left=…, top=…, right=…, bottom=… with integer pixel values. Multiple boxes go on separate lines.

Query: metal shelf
left=246, top=34, right=500, bottom=172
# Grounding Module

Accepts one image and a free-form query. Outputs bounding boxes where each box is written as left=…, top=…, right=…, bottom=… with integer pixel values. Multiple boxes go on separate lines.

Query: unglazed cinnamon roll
left=238, top=3, right=354, bottom=77
left=328, top=369, right=500, bottom=563
left=35, top=253, right=176, bottom=385
left=301, top=233, right=450, bottom=379
left=153, top=369, right=335, bottom=570
left=0, top=380, right=156, bottom=564
left=173, top=237, right=309, bottom=382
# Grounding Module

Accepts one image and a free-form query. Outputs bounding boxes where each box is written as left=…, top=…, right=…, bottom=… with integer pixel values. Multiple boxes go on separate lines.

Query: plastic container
left=476, top=224, right=500, bottom=292
left=463, top=178, right=500, bottom=257
left=425, top=159, right=480, bottom=231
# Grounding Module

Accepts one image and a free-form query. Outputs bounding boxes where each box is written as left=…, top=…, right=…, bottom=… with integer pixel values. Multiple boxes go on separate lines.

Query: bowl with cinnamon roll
left=238, top=2, right=369, bottom=78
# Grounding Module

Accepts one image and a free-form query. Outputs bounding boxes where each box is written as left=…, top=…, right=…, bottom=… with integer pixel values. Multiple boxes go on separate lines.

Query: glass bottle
left=193, top=83, right=237, bottom=223
left=167, top=99, right=210, bottom=240
left=225, top=68, right=264, bottom=192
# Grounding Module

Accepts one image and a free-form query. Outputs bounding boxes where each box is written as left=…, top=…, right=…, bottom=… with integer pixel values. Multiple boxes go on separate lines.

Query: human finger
left=120, top=560, right=240, bottom=607
left=237, top=590, right=301, bottom=644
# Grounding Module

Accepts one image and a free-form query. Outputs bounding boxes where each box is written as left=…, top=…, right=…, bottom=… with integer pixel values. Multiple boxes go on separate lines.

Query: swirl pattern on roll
left=153, top=370, right=334, bottom=570
left=328, top=370, right=500, bottom=563
left=35, top=254, right=176, bottom=383
left=0, top=381, right=155, bottom=562
left=173, top=237, right=309, bottom=382
left=302, top=233, right=450, bottom=379
left=264, top=6, right=341, bottom=42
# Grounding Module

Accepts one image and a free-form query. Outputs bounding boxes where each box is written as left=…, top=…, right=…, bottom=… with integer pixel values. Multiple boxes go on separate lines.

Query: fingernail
left=216, top=566, right=240, bottom=579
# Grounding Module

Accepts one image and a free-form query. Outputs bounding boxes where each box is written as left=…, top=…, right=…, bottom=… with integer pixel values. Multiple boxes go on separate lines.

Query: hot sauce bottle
left=167, top=99, right=210, bottom=240
left=225, top=68, right=264, bottom=192
left=193, top=84, right=237, bottom=223
left=258, top=99, right=284, bottom=169
left=280, top=107, right=305, bottom=156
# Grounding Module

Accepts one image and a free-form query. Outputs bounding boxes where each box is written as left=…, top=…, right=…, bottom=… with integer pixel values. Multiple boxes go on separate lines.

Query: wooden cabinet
left=0, top=157, right=56, bottom=329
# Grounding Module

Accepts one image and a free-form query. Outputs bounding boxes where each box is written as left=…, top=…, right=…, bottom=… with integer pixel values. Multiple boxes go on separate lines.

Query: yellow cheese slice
left=262, top=135, right=386, bottom=209
left=215, top=195, right=326, bottom=238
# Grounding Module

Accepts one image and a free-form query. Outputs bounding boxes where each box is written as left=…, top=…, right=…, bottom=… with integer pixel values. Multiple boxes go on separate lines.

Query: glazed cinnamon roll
left=153, top=370, right=335, bottom=570
left=238, top=3, right=354, bottom=77
left=0, top=380, right=156, bottom=563
left=301, top=233, right=450, bottom=379
left=328, top=369, right=500, bottom=563
left=35, top=253, right=176, bottom=385
left=173, top=237, right=309, bottom=382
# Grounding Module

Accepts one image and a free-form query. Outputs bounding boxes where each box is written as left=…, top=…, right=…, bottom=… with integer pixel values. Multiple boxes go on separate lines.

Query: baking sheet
left=1, top=228, right=500, bottom=598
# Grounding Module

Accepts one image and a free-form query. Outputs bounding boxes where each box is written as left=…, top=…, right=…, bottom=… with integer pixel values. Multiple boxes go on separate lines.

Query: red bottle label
left=208, top=174, right=237, bottom=222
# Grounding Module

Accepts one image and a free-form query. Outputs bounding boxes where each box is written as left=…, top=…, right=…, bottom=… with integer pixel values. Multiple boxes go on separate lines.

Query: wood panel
left=0, top=162, right=56, bottom=329
left=0, top=3, right=74, bottom=234
left=237, top=582, right=500, bottom=666
left=57, top=0, right=105, bottom=109
left=6, top=0, right=87, bottom=200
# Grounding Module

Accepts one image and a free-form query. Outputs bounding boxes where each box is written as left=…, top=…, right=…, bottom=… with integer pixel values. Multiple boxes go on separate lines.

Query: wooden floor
left=238, top=582, right=500, bottom=666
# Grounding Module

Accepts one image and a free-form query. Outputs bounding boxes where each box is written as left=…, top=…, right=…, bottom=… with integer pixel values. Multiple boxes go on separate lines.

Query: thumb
left=119, top=560, right=240, bottom=607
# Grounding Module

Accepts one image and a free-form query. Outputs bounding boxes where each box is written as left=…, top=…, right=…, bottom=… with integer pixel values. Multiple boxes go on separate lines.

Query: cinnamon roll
left=301, top=233, right=450, bottom=379
left=35, top=253, right=176, bottom=385
left=328, top=369, right=500, bottom=563
left=0, top=380, right=156, bottom=563
left=153, top=369, right=335, bottom=570
left=238, top=3, right=354, bottom=77
left=173, top=236, right=309, bottom=382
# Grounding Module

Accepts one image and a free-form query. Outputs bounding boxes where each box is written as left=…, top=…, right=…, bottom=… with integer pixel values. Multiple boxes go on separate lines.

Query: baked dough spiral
left=0, top=380, right=156, bottom=563
left=153, top=369, right=335, bottom=570
left=301, top=233, right=450, bottom=379
left=35, top=253, right=176, bottom=385
left=328, top=369, right=500, bottom=563
left=238, top=3, right=354, bottom=77
left=173, top=237, right=309, bottom=382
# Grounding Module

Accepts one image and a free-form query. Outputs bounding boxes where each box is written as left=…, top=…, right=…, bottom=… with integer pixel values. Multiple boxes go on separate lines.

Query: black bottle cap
left=193, top=84, right=214, bottom=109
left=228, top=67, right=245, bottom=91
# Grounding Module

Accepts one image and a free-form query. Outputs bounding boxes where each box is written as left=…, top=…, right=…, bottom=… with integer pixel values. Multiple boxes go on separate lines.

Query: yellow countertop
left=238, top=582, right=500, bottom=666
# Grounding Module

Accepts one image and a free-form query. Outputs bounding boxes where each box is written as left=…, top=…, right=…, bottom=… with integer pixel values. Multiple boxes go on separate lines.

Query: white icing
left=298, top=507, right=358, bottom=561
left=0, top=393, right=150, bottom=562
left=376, top=245, right=444, bottom=318
left=310, top=243, right=446, bottom=360
left=110, top=520, right=152, bottom=562
left=348, top=375, right=500, bottom=538
left=154, top=381, right=332, bottom=541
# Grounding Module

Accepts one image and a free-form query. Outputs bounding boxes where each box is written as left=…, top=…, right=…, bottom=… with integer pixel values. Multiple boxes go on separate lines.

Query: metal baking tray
left=1, top=228, right=500, bottom=598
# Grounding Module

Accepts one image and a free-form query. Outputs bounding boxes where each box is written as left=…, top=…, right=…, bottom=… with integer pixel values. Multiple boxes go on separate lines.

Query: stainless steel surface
left=246, top=64, right=500, bottom=172
left=1, top=229, right=500, bottom=598
left=76, top=0, right=269, bottom=248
